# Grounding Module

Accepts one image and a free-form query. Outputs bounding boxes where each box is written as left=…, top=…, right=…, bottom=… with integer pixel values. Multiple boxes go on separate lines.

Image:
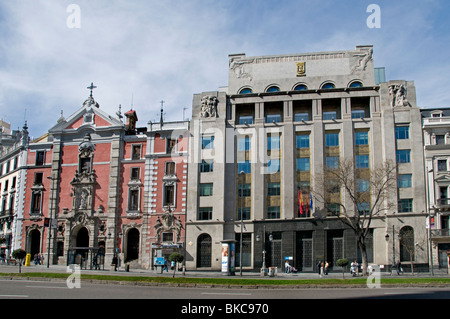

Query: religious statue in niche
left=389, top=84, right=410, bottom=107
left=154, top=206, right=183, bottom=243
left=199, top=96, right=218, bottom=118
left=71, top=133, right=97, bottom=213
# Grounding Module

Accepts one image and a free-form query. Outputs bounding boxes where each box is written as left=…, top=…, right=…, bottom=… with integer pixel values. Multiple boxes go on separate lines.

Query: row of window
left=204, top=130, right=370, bottom=152
left=196, top=198, right=414, bottom=221
left=239, top=81, right=363, bottom=94
left=237, top=109, right=370, bottom=124
left=0, top=156, right=19, bottom=176
left=0, top=176, right=17, bottom=193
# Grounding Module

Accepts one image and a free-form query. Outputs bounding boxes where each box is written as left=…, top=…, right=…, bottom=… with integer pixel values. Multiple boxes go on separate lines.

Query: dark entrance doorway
left=29, top=229, right=41, bottom=259
left=197, top=234, right=212, bottom=268
left=76, top=227, right=89, bottom=247
left=74, top=227, right=89, bottom=265
left=126, top=228, right=140, bottom=262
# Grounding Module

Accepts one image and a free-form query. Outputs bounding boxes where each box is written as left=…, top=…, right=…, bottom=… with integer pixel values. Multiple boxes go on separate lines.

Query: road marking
left=26, top=285, right=68, bottom=289
left=0, top=295, right=29, bottom=298
left=202, top=292, right=252, bottom=296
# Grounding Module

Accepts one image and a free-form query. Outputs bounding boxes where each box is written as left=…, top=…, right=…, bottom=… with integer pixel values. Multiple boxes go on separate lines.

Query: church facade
left=19, top=88, right=188, bottom=269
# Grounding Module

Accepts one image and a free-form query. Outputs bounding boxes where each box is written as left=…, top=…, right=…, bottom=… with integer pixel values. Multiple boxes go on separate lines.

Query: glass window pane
left=297, top=158, right=310, bottom=171
left=294, top=113, right=309, bottom=122
left=323, top=111, right=337, bottom=120
left=199, top=183, right=213, bottom=196
left=326, top=133, right=339, bottom=147
left=267, top=159, right=280, bottom=173
left=202, top=136, right=214, bottom=149
left=238, top=137, right=251, bottom=151
left=267, top=135, right=280, bottom=150
left=268, top=183, right=280, bottom=196
left=296, top=135, right=310, bottom=148
left=267, top=206, right=280, bottom=219
left=356, top=155, right=370, bottom=168
left=352, top=110, right=365, bottom=119
left=398, top=174, right=412, bottom=188
left=266, top=114, right=282, bottom=123
left=396, top=150, right=411, bottom=163
left=326, top=156, right=340, bottom=169
left=238, top=161, right=251, bottom=174
left=239, top=116, right=253, bottom=125
left=355, top=131, right=369, bottom=145
left=395, top=126, right=409, bottom=140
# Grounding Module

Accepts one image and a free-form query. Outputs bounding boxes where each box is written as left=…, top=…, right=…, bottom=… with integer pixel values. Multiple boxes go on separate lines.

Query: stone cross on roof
left=87, top=82, right=97, bottom=98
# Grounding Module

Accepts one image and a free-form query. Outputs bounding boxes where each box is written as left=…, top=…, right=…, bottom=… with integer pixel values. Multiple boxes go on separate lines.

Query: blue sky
left=0, top=0, right=449, bottom=138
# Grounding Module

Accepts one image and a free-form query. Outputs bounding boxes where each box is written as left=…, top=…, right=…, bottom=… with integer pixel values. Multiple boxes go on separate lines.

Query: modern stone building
left=185, top=45, right=429, bottom=273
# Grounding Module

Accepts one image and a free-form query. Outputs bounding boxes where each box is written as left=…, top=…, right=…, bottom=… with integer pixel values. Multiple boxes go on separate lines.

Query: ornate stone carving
left=82, top=96, right=100, bottom=108
left=154, top=206, right=183, bottom=243
left=351, top=48, right=373, bottom=73
left=199, top=96, right=218, bottom=118
left=389, top=84, right=410, bottom=107
left=229, top=57, right=254, bottom=80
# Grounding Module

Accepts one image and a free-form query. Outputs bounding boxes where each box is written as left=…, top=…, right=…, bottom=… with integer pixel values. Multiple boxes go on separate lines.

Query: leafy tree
left=168, top=252, right=184, bottom=278
left=12, top=249, right=27, bottom=273
left=336, top=258, right=349, bottom=279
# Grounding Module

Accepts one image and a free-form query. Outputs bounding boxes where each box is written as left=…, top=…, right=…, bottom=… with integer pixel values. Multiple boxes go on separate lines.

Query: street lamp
left=46, top=175, right=56, bottom=268
left=385, top=225, right=396, bottom=273
left=238, top=171, right=245, bottom=277
left=256, top=225, right=270, bottom=275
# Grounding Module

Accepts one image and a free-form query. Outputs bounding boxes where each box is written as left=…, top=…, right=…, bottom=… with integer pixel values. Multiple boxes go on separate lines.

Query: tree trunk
left=358, top=239, right=369, bottom=276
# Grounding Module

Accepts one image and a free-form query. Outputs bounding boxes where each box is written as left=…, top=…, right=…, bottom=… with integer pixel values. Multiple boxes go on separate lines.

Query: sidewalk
left=1, top=263, right=448, bottom=279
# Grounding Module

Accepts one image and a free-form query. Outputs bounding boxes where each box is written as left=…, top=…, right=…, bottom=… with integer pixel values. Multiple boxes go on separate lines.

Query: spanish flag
left=298, top=188, right=304, bottom=216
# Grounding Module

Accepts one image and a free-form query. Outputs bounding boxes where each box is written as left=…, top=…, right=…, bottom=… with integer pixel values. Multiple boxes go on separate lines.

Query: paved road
left=1, top=277, right=450, bottom=299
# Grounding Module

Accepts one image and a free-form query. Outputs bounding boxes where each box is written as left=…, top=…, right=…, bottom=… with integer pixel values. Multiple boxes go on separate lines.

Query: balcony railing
left=437, top=198, right=450, bottom=207
left=431, top=229, right=450, bottom=237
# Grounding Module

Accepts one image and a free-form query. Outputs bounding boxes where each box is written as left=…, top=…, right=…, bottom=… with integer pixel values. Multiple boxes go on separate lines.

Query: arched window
left=400, top=226, right=415, bottom=262
left=239, top=88, right=253, bottom=94
left=322, top=83, right=336, bottom=89
left=294, top=84, right=308, bottom=91
left=197, top=234, right=212, bottom=268
left=349, top=81, right=363, bottom=88
left=266, top=86, right=280, bottom=93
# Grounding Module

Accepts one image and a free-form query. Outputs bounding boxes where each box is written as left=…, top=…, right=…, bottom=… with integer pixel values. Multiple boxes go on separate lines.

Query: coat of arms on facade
left=389, top=84, right=410, bottom=107
left=296, top=62, right=306, bottom=77
left=154, top=206, right=183, bottom=243
left=199, top=96, right=218, bottom=118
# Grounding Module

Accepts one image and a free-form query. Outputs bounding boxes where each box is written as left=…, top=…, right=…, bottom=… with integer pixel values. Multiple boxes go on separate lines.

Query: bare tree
left=398, top=226, right=426, bottom=275
left=312, top=158, right=397, bottom=275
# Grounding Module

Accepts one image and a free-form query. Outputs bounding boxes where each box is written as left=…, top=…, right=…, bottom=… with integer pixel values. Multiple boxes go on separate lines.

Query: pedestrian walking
left=324, top=261, right=329, bottom=275
left=317, top=260, right=322, bottom=276
left=163, top=259, right=169, bottom=272
left=396, top=260, right=403, bottom=275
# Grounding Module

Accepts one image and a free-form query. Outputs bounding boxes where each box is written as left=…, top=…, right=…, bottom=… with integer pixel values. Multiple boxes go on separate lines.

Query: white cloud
left=1, top=0, right=450, bottom=137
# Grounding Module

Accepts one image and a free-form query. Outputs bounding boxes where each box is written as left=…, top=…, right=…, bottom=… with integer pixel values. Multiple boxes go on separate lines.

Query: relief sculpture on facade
left=199, top=96, right=218, bottom=118
left=389, top=84, right=410, bottom=107
left=154, top=206, right=183, bottom=243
